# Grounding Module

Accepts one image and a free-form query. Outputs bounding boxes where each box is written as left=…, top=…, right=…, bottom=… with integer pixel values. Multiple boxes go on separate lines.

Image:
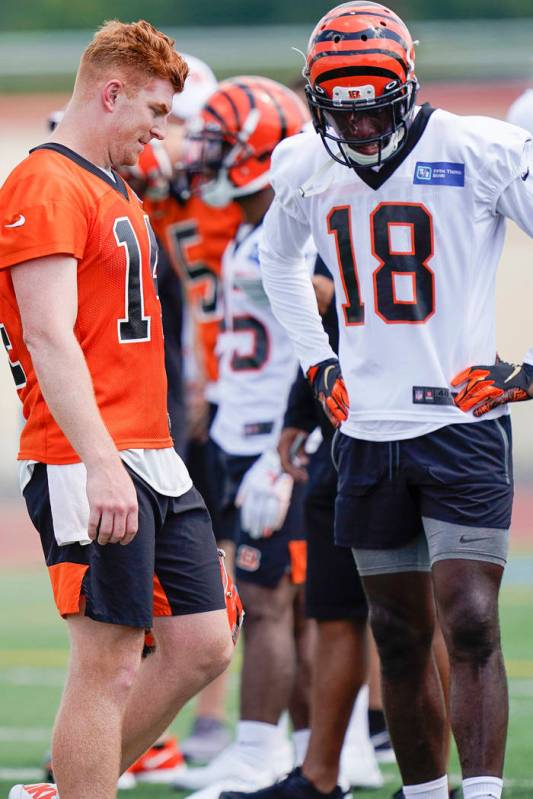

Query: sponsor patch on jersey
left=412, top=386, right=456, bottom=406
left=236, top=545, right=261, bottom=572
left=244, top=421, right=274, bottom=437
left=413, top=162, right=465, bottom=187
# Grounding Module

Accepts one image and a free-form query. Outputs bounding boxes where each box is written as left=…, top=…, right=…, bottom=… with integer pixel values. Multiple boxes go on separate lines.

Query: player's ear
left=102, top=79, right=123, bottom=112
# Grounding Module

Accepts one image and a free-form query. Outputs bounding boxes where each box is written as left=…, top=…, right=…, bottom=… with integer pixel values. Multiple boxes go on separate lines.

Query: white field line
left=0, top=668, right=65, bottom=686
left=0, top=768, right=42, bottom=780
left=0, top=727, right=51, bottom=742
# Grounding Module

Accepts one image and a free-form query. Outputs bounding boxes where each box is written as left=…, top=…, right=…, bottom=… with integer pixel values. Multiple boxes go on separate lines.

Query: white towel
left=47, top=463, right=92, bottom=547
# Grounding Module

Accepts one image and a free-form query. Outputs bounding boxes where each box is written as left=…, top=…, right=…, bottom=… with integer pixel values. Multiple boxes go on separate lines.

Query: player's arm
left=11, top=255, right=138, bottom=545
left=260, top=198, right=348, bottom=427
left=454, top=138, right=533, bottom=416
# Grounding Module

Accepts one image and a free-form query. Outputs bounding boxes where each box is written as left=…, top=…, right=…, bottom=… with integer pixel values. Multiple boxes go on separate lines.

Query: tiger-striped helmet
left=305, top=2, right=418, bottom=168
left=188, top=76, right=309, bottom=207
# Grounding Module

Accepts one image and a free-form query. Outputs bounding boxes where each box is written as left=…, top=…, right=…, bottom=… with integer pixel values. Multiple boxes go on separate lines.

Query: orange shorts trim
left=48, top=562, right=89, bottom=616
left=152, top=573, right=173, bottom=616
left=289, top=539, right=307, bottom=585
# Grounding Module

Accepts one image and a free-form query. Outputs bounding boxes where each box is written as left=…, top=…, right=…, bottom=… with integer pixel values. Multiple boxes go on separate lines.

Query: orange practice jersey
left=0, top=144, right=172, bottom=463
left=145, top=191, right=241, bottom=383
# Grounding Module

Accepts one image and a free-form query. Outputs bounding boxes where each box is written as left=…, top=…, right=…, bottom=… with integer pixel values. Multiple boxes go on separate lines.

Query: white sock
left=403, top=775, right=448, bottom=799
left=344, top=684, right=370, bottom=746
left=462, top=776, right=503, bottom=799
left=236, top=721, right=280, bottom=765
left=292, top=729, right=310, bottom=766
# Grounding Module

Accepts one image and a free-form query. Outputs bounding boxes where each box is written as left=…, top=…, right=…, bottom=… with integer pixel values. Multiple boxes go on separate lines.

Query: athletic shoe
left=370, top=730, right=396, bottom=764
left=339, top=733, right=383, bottom=789
left=117, top=771, right=137, bottom=790
left=9, top=785, right=58, bottom=799
left=128, top=736, right=186, bottom=783
left=181, top=717, right=232, bottom=764
left=218, top=768, right=349, bottom=799
left=174, top=740, right=293, bottom=791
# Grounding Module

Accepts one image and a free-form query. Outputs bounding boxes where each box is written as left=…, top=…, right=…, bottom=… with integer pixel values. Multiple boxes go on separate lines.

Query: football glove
left=235, top=449, right=294, bottom=539
left=452, top=359, right=533, bottom=417
left=307, top=358, right=349, bottom=428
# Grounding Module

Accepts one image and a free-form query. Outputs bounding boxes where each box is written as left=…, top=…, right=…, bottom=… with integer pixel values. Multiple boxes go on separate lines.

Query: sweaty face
left=109, top=78, right=174, bottom=168
left=325, top=105, right=395, bottom=155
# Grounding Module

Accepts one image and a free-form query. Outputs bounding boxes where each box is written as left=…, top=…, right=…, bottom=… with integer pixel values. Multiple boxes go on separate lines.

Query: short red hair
left=79, top=19, right=188, bottom=94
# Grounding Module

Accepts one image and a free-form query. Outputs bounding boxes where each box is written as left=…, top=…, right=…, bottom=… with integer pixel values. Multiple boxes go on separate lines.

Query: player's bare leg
left=288, top=588, right=315, bottom=733
left=120, top=609, right=233, bottom=770
left=52, top=615, right=145, bottom=799
left=362, top=571, right=448, bottom=785
left=191, top=541, right=235, bottom=723
left=432, top=619, right=452, bottom=764
left=239, top=575, right=306, bottom=724
left=302, top=618, right=368, bottom=792
left=432, top=559, right=507, bottom=777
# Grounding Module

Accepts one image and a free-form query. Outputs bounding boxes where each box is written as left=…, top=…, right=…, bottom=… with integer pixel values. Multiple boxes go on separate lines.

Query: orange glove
left=452, top=360, right=533, bottom=417
left=307, top=358, right=349, bottom=428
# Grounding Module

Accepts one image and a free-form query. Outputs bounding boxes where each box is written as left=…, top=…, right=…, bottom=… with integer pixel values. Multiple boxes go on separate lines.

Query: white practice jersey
left=260, top=105, right=533, bottom=441
left=507, top=88, right=533, bottom=136
left=211, top=222, right=310, bottom=455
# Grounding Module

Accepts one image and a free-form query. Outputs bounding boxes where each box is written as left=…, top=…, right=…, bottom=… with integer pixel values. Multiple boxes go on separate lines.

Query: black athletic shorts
left=305, top=438, right=368, bottom=622
left=24, top=463, right=226, bottom=628
left=334, top=417, right=513, bottom=550
left=210, top=440, right=307, bottom=589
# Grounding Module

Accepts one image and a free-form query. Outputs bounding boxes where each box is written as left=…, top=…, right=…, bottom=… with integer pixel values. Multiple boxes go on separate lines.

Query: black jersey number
left=170, top=220, right=220, bottom=320
left=115, top=216, right=157, bottom=343
left=328, top=202, right=435, bottom=325
left=0, top=323, right=26, bottom=389
left=230, top=315, right=270, bottom=372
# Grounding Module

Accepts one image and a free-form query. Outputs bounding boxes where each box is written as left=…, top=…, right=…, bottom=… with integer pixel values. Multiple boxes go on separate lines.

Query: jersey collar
left=351, top=103, right=436, bottom=191
left=30, top=143, right=130, bottom=201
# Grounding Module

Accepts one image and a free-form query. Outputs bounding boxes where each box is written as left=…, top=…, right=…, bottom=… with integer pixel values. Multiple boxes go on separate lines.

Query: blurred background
left=1, top=1, right=533, bottom=502
left=1, top=4, right=533, bottom=795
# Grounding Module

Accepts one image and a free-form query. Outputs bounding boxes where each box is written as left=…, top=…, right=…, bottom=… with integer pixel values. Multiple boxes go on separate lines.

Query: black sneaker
left=219, top=768, right=346, bottom=799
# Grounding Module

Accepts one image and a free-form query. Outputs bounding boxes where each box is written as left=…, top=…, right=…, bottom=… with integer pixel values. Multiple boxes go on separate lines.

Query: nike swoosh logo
left=504, top=364, right=522, bottom=383
left=459, top=535, right=490, bottom=544
left=323, top=364, right=335, bottom=388
left=4, top=214, right=25, bottom=228
left=138, top=750, right=175, bottom=770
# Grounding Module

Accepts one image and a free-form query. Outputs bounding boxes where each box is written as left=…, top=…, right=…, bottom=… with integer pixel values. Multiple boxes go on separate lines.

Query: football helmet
left=187, top=76, right=309, bottom=207
left=305, top=2, right=418, bottom=168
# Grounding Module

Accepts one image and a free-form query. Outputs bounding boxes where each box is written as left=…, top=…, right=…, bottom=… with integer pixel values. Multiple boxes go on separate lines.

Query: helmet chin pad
left=341, top=126, right=405, bottom=168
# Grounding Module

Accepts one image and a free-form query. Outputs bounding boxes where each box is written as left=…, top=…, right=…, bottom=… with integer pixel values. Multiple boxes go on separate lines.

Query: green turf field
left=1, top=562, right=532, bottom=798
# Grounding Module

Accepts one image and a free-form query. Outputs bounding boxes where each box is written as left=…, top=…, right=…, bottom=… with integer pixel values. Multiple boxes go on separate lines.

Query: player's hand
left=235, top=449, right=294, bottom=539
left=307, top=358, right=349, bottom=428
left=452, top=359, right=533, bottom=417
left=278, top=427, right=310, bottom=483
left=86, top=458, right=138, bottom=546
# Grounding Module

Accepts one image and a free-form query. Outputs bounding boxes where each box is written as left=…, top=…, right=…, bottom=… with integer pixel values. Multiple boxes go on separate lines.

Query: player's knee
left=370, top=604, right=433, bottom=677
left=196, top=624, right=234, bottom=683
left=446, top=598, right=500, bottom=665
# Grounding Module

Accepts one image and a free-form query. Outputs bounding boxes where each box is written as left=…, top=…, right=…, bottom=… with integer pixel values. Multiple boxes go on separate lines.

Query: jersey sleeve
left=470, top=118, right=532, bottom=214
left=495, top=140, right=533, bottom=236
left=268, top=136, right=309, bottom=224
left=0, top=162, right=89, bottom=270
left=260, top=196, right=336, bottom=374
